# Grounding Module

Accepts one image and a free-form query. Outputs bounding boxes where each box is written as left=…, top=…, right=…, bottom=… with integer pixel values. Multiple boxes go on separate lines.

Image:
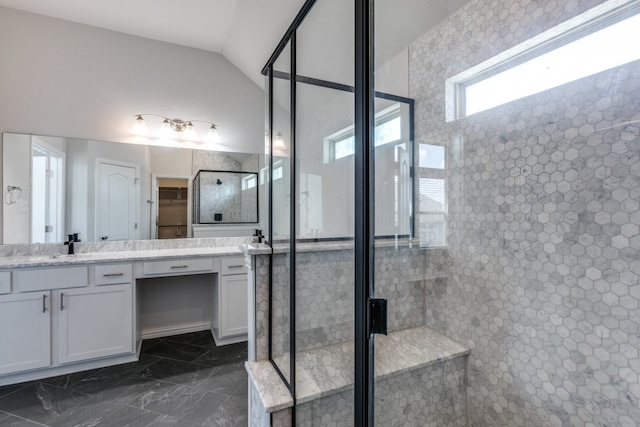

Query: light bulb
left=132, top=115, right=148, bottom=135
left=160, top=118, right=172, bottom=136
left=207, top=125, right=220, bottom=143
left=274, top=132, right=286, bottom=150
left=185, top=122, right=196, bottom=139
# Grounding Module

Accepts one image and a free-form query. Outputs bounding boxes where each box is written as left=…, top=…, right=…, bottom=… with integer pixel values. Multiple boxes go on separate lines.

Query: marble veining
left=0, top=237, right=252, bottom=269
left=0, top=382, right=91, bottom=424
left=249, top=378, right=271, bottom=427
left=0, top=331, right=248, bottom=426
left=0, top=236, right=251, bottom=258
left=296, top=325, right=468, bottom=404
left=248, top=325, right=468, bottom=411
left=245, top=361, right=293, bottom=413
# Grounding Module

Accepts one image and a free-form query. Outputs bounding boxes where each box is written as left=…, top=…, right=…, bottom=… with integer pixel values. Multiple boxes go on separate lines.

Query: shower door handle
left=369, top=298, right=388, bottom=336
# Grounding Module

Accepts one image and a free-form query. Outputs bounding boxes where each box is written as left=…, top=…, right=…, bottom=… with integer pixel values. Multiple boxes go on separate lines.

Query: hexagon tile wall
left=411, top=0, right=640, bottom=425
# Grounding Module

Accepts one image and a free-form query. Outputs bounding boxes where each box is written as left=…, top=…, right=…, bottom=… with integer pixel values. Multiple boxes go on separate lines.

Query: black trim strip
left=289, top=31, right=298, bottom=404
left=261, top=0, right=318, bottom=75
left=353, top=0, right=374, bottom=423
left=409, top=100, right=415, bottom=238
left=267, top=65, right=275, bottom=369
left=272, top=70, right=413, bottom=105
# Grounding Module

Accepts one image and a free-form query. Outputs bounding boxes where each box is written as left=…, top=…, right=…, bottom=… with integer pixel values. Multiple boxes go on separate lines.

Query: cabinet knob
left=42, top=294, right=47, bottom=313
left=101, top=236, right=109, bottom=240
left=60, top=293, right=65, bottom=311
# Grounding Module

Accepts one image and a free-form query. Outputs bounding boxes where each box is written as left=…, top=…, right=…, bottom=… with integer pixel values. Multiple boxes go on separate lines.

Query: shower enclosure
left=246, top=0, right=640, bottom=425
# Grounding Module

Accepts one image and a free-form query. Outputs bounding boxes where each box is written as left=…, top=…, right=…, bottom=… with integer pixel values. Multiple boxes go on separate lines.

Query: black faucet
left=253, top=229, right=264, bottom=243
left=64, top=233, right=81, bottom=255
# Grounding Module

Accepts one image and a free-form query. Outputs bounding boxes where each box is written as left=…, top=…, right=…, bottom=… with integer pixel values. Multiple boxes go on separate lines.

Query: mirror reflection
left=193, top=170, right=259, bottom=224
left=2, top=133, right=263, bottom=244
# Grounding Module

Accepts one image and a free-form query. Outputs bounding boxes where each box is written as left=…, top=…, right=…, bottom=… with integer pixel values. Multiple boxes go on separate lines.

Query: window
left=419, top=144, right=445, bottom=169
left=446, top=0, right=640, bottom=120
left=333, top=134, right=355, bottom=160
left=325, top=104, right=402, bottom=161
left=417, top=141, right=447, bottom=247
left=242, top=174, right=257, bottom=190
left=260, top=164, right=282, bottom=184
left=273, top=160, right=284, bottom=180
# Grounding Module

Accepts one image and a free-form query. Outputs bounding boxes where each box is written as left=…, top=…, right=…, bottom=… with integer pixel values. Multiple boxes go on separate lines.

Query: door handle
left=60, top=293, right=65, bottom=311
left=42, top=294, right=47, bottom=313
left=101, top=236, right=109, bottom=240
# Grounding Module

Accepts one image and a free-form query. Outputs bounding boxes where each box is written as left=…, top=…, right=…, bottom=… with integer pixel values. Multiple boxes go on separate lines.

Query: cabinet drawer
left=94, top=264, right=132, bottom=285
left=0, top=271, right=10, bottom=294
left=221, top=256, right=247, bottom=275
left=16, top=266, right=88, bottom=292
left=142, top=258, right=214, bottom=276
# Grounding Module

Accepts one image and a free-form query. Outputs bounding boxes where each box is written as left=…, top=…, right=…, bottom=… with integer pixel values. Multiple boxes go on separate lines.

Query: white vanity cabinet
left=0, top=250, right=250, bottom=385
left=0, top=263, right=134, bottom=382
left=56, top=284, right=133, bottom=364
left=212, top=256, right=249, bottom=344
left=0, top=292, right=51, bottom=375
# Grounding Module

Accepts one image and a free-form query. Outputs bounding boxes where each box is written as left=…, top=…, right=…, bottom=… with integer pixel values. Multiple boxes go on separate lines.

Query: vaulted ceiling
left=0, top=0, right=469, bottom=88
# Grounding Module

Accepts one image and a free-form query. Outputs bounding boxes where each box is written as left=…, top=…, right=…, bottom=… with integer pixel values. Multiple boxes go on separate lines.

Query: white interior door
left=97, top=161, right=137, bottom=241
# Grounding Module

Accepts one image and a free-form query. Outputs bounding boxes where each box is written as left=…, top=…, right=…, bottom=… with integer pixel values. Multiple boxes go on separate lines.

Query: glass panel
left=295, top=0, right=355, bottom=424
left=373, top=0, right=466, bottom=425
left=270, top=41, right=292, bottom=385
left=374, top=0, right=640, bottom=426
left=374, top=99, right=412, bottom=238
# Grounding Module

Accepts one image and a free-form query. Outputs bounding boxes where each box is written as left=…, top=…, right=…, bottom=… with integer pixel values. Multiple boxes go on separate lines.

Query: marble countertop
left=242, top=239, right=445, bottom=255
left=0, top=246, right=245, bottom=269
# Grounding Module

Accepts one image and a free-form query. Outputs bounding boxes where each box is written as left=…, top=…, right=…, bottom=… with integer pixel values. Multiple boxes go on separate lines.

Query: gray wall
left=410, top=0, right=640, bottom=425
left=0, top=6, right=265, bottom=242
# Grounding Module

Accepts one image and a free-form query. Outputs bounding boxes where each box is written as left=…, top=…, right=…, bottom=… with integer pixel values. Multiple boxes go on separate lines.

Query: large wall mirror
left=2, top=133, right=263, bottom=244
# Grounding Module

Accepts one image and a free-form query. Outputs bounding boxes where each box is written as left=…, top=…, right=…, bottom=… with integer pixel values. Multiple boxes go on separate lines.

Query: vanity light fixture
left=133, top=114, right=220, bottom=143
left=273, top=132, right=287, bottom=150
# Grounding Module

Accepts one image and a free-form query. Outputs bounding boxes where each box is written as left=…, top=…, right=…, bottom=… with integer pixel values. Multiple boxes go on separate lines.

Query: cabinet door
left=57, top=284, right=133, bottom=364
left=0, top=292, right=51, bottom=375
left=219, top=275, right=248, bottom=338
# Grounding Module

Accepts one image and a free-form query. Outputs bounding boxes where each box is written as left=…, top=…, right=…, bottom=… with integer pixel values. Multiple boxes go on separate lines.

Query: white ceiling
left=0, top=0, right=306, bottom=87
left=0, top=0, right=469, bottom=88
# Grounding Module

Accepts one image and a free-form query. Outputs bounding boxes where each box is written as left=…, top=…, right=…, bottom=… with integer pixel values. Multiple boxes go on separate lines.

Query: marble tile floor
left=0, top=331, right=248, bottom=426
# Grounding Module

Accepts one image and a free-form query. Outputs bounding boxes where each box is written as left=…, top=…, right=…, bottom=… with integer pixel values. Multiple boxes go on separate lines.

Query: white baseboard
left=0, top=353, right=137, bottom=387
left=141, top=321, right=211, bottom=340
left=212, top=330, right=248, bottom=346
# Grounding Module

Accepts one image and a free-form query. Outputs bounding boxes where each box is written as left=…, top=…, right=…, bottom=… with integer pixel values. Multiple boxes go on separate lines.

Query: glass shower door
left=269, top=41, right=293, bottom=389
left=370, top=1, right=469, bottom=425
left=294, top=0, right=357, bottom=422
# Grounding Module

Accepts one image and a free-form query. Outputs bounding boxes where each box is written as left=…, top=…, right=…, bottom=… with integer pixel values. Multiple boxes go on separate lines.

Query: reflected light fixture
left=133, top=114, right=219, bottom=143
left=273, top=132, right=286, bottom=150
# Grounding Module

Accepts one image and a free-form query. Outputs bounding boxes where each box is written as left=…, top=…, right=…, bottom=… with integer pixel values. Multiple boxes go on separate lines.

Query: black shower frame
left=191, top=169, right=259, bottom=225
left=262, top=0, right=414, bottom=423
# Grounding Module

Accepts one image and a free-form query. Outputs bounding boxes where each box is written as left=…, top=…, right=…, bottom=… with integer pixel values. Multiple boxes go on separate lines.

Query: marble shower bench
left=243, top=241, right=467, bottom=425
left=247, top=325, right=469, bottom=426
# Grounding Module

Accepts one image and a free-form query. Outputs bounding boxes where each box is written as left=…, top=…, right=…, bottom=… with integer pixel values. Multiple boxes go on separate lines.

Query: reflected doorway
left=155, top=177, right=190, bottom=239
left=31, top=143, right=65, bottom=243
